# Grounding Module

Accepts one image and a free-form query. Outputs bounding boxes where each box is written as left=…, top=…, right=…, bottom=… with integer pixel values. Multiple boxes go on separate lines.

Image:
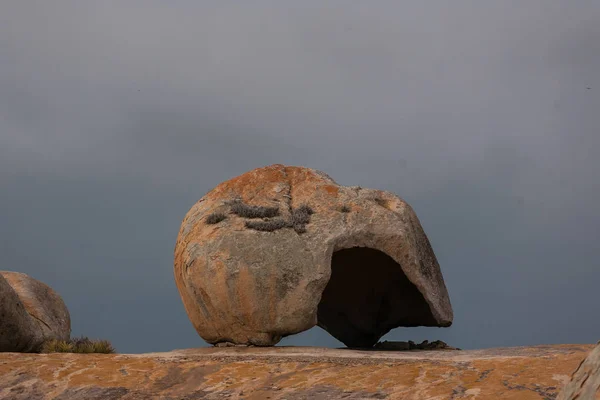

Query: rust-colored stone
left=174, top=164, right=453, bottom=347
left=0, top=345, right=593, bottom=399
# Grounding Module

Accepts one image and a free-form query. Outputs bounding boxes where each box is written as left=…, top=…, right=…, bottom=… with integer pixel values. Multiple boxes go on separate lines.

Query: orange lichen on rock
left=0, top=344, right=593, bottom=399
left=174, top=164, right=453, bottom=347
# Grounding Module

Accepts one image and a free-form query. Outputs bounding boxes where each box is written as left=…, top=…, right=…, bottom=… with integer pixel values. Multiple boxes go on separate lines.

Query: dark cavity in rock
left=317, top=247, right=436, bottom=348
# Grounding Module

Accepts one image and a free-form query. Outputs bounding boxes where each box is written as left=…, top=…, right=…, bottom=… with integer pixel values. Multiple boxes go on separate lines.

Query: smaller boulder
left=0, top=271, right=71, bottom=352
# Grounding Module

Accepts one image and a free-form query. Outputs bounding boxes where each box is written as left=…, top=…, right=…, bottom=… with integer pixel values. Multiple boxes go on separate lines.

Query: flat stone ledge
left=0, top=344, right=594, bottom=399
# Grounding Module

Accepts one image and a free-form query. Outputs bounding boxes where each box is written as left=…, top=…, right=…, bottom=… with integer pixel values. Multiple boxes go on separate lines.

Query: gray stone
left=0, top=271, right=71, bottom=352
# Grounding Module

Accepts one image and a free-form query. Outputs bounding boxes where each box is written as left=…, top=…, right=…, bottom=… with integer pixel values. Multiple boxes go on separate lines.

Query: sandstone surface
left=174, top=164, right=452, bottom=347
left=0, top=344, right=594, bottom=399
left=0, top=271, right=71, bottom=353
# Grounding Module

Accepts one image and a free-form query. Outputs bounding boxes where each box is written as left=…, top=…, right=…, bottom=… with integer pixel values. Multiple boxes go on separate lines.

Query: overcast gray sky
left=1, top=1, right=599, bottom=353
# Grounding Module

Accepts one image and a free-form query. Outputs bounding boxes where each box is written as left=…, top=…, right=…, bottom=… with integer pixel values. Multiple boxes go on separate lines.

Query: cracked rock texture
left=173, top=164, right=452, bottom=347
left=0, top=344, right=594, bottom=399
left=0, top=271, right=71, bottom=353
left=557, top=341, right=600, bottom=400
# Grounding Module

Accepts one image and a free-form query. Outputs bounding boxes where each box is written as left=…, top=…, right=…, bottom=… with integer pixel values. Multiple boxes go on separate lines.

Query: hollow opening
left=317, top=247, right=437, bottom=348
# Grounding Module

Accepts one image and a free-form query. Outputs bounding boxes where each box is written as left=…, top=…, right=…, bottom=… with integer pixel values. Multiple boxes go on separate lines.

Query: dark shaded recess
left=317, top=247, right=437, bottom=348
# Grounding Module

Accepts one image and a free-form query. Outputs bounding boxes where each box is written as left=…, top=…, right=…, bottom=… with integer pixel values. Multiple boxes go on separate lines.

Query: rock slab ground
left=0, top=344, right=596, bottom=399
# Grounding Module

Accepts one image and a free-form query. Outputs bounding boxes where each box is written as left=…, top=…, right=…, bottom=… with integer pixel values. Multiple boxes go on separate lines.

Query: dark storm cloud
left=0, top=1, right=598, bottom=352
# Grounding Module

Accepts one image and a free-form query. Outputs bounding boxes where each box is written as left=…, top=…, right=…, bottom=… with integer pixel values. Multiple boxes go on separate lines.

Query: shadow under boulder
left=318, top=247, right=438, bottom=348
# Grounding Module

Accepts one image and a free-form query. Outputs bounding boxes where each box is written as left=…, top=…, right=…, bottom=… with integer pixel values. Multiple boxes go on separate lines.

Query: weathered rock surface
left=557, top=341, right=600, bottom=400
left=0, top=274, right=38, bottom=352
left=0, top=344, right=593, bottom=399
left=174, top=164, right=452, bottom=347
left=0, top=271, right=71, bottom=353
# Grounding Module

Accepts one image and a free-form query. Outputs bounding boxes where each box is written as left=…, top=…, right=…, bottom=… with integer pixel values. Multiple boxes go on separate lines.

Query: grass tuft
left=230, top=201, right=280, bottom=219
left=289, top=204, right=314, bottom=234
left=235, top=201, right=314, bottom=234
left=205, top=212, right=227, bottom=224
left=296, top=204, right=314, bottom=215
left=40, top=336, right=116, bottom=354
left=245, top=218, right=289, bottom=232
left=292, top=224, right=307, bottom=234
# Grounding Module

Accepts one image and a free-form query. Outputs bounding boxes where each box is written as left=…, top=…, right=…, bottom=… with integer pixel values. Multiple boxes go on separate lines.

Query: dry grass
left=228, top=199, right=315, bottom=234
left=205, top=212, right=227, bottom=224
left=40, top=336, right=116, bottom=354
left=230, top=200, right=280, bottom=219
left=290, top=204, right=314, bottom=233
left=245, top=218, right=289, bottom=232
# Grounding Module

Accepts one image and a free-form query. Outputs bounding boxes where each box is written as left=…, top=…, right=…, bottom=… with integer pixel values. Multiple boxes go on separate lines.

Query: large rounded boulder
left=174, top=164, right=453, bottom=347
left=0, top=271, right=71, bottom=352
